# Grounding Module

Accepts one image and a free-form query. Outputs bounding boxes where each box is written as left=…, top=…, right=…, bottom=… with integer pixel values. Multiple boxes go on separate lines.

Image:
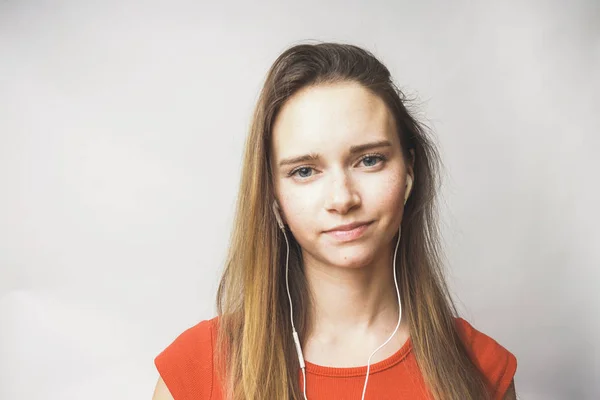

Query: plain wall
left=1, top=0, right=598, bottom=399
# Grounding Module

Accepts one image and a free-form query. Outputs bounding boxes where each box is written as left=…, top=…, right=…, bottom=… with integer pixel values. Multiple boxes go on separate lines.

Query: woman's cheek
left=279, top=191, right=310, bottom=231
left=368, top=171, right=405, bottom=222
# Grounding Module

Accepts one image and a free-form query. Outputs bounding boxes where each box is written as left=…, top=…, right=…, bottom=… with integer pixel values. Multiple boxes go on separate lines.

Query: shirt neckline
left=303, top=336, right=413, bottom=377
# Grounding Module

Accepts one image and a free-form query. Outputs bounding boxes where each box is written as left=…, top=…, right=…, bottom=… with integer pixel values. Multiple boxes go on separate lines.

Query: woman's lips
left=324, top=221, right=372, bottom=242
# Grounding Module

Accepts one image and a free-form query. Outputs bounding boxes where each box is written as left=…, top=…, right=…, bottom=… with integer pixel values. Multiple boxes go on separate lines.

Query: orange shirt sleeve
left=154, top=319, right=215, bottom=400
left=456, top=318, right=518, bottom=400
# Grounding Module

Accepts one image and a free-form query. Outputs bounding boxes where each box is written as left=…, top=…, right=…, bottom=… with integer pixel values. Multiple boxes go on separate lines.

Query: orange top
left=155, top=317, right=517, bottom=400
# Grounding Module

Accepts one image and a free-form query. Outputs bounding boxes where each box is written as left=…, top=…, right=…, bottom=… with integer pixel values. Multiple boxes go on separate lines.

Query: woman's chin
left=326, top=249, right=376, bottom=270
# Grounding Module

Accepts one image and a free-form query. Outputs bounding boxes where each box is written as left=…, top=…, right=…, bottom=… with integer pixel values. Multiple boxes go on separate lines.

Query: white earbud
left=272, top=201, right=285, bottom=230
left=404, top=175, right=413, bottom=205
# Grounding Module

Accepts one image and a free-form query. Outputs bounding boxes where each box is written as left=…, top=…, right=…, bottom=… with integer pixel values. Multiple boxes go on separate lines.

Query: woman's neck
left=301, top=248, right=407, bottom=344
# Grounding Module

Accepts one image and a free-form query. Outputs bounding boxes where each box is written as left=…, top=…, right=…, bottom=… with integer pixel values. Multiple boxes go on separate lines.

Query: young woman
left=152, top=42, right=518, bottom=400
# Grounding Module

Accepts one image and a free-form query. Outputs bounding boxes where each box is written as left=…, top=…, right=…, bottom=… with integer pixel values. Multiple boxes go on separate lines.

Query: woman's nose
left=324, top=171, right=361, bottom=214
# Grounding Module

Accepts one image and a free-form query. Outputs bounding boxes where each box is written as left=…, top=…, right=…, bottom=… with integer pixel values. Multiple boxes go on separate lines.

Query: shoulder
left=454, top=317, right=518, bottom=400
left=154, top=316, right=220, bottom=400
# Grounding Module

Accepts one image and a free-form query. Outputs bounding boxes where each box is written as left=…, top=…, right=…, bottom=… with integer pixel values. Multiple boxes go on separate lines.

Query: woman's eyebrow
left=349, top=139, right=392, bottom=154
left=278, top=140, right=392, bottom=167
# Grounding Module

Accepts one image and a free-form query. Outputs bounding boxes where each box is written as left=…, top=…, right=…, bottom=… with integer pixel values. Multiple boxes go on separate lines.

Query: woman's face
left=271, top=81, right=413, bottom=269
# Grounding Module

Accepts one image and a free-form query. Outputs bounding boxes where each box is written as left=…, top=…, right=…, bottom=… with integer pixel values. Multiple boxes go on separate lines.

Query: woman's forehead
left=271, top=82, right=399, bottom=162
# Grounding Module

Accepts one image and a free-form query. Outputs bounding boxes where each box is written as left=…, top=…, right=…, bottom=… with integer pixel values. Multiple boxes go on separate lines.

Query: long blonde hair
left=215, top=42, right=491, bottom=400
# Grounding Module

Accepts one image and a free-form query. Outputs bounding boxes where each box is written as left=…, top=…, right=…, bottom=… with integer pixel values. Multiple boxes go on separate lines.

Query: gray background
left=1, top=0, right=598, bottom=399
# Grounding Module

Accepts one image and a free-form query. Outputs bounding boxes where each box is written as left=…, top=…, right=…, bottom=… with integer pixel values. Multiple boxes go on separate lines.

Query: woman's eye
left=291, top=167, right=314, bottom=178
left=360, top=155, right=385, bottom=167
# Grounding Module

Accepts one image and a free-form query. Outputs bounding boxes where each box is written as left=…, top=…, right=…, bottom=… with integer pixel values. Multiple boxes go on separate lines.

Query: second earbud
left=404, top=175, right=413, bottom=205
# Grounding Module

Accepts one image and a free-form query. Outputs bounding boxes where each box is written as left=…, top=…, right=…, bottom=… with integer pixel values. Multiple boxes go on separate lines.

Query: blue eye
left=290, top=167, right=314, bottom=178
left=360, top=154, right=386, bottom=167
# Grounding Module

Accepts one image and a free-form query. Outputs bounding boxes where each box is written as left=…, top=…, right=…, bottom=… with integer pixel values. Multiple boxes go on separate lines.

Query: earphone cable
left=282, top=227, right=309, bottom=400
left=360, top=227, right=402, bottom=400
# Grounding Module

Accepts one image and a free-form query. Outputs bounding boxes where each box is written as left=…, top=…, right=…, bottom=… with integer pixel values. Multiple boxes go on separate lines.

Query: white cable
left=282, top=225, right=308, bottom=400
left=283, top=223, right=403, bottom=400
left=360, top=226, right=402, bottom=400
